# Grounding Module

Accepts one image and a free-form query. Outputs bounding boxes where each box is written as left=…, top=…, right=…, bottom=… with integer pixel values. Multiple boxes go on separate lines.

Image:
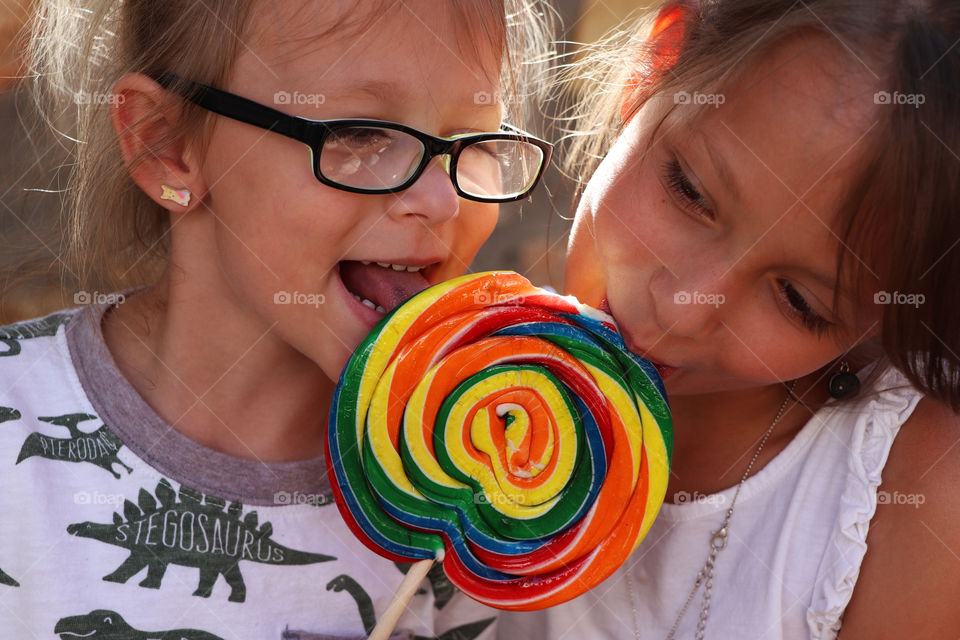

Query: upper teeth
left=360, top=260, right=424, bottom=272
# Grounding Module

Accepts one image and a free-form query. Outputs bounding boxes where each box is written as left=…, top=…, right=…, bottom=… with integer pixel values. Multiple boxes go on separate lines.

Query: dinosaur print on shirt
left=16, top=413, right=133, bottom=478
left=54, top=609, right=223, bottom=639
left=0, top=312, right=73, bottom=357
left=0, top=406, right=22, bottom=586
left=67, top=479, right=336, bottom=602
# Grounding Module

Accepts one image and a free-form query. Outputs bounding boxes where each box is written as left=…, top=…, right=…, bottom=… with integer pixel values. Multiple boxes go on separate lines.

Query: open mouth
left=338, top=260, right=436, bottom=317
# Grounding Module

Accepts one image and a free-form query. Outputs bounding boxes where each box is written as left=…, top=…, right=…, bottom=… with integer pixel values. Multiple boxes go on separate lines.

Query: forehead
left=237, top=0, right=502, bottom=97
left=673, top=34, right=879, bottom=219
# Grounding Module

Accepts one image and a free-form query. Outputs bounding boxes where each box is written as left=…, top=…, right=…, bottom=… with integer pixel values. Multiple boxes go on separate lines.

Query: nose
left=649, top=262, right=729, bottom=338
left=388, top=156, right=460, bottom=225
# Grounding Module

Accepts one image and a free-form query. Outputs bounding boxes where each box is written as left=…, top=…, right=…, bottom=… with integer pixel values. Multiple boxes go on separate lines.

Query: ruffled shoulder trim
left=806, top=364, right=925, bottom=639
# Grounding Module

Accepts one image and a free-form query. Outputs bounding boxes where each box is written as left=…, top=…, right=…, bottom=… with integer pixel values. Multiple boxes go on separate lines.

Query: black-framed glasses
left=156, top=74, right=553, bottom=203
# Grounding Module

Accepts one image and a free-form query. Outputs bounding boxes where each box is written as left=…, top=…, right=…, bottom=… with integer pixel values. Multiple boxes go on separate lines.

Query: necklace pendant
left=711, top=527, right=728, bottom=550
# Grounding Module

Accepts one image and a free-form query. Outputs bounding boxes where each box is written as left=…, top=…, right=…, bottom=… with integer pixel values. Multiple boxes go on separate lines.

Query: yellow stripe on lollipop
left=631, top=396, right=671, bottom=550
left=366, top=357, right=423, bottom=498
left=401, top=366, right=465, bottom=493
left=583, top=363, right=644, bottom=481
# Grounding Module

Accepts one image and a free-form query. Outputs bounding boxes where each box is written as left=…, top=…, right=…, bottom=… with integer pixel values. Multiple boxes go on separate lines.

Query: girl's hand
left=839, top=397, right=960, bottom=637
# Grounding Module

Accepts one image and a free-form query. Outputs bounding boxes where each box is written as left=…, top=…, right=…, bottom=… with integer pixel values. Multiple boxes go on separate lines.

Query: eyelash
left=777, top=279, right=831, bottom=336
left=661, top=156, right=833, bottom=337
left=662, top=159, right=714, bottom=220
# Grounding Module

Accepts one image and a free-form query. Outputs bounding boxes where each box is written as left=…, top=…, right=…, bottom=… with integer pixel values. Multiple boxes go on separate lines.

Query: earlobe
left=620, top=1, right=690, bottom=124
left=110, top=73, right=206, bottom=212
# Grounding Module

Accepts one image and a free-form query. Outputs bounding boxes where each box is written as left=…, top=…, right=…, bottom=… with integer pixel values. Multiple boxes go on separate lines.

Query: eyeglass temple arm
left=155, top=74, right=319, bottom=144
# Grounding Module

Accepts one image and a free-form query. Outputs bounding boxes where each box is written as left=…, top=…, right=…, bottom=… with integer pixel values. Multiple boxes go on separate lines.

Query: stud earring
left=160, top=185, right=191, bottom=207
left=827, top=360, right=860, bottom=399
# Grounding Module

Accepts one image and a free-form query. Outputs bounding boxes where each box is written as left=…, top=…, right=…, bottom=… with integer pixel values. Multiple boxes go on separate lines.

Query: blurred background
left=0, top=0, right=653, bottom=324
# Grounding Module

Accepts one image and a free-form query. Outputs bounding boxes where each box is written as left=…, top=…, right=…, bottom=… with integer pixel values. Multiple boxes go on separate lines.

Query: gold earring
left=160, top=185, right=191, bottom=207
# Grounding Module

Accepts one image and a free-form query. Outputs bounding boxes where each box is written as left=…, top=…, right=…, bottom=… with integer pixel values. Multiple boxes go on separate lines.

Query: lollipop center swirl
left=496, top=403, right=550, bottom=479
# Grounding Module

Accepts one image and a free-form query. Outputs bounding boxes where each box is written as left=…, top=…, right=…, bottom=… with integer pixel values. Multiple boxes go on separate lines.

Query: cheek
left=700, top=313, right=844, bottom=390
left=438, top=202, right=498, bottom=278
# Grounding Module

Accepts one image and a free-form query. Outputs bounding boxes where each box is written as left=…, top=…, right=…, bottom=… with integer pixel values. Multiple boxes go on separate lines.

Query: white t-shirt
left=499, top=363, right=923, bottom=640
left=0, top=304, right=498, bottom=639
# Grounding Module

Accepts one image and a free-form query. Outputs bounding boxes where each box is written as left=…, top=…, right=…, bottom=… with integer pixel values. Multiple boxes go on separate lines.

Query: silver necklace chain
left=644, top=379, right=799, bottom=640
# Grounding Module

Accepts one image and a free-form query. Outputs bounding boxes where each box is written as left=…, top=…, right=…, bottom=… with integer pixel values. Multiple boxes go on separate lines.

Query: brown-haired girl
left=0, top=1, right=551, bottom=637
left=501, top=0, right=960, bottom=638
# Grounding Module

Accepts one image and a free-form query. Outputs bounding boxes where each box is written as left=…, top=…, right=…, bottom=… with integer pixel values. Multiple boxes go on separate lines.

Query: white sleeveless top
left=497, top=364, right=923, bottom=640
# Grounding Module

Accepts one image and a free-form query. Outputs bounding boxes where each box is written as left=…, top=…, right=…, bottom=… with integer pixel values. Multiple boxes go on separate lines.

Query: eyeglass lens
left=317, top=126, right=543, bottom=199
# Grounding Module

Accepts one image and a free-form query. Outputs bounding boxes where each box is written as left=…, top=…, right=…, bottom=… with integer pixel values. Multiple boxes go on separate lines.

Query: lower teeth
left=351, top=294, right=386, bottom=314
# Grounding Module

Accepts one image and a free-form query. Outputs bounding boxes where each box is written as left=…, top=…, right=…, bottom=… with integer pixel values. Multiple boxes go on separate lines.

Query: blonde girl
left=0, top=1, right=551, bottom=638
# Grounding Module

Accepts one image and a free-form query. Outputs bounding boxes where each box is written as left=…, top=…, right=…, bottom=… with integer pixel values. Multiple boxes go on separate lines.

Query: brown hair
left=560, top=0, right=960, bottom=410
left=5, top=0, right=552, bottom=316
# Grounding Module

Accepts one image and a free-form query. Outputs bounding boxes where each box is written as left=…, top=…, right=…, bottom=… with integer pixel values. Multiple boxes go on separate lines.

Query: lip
left=602, top=296, right=678, bottom=381
left=630, top=345, right=678, bottom=380
left=624, top=336, right=678, bottom=380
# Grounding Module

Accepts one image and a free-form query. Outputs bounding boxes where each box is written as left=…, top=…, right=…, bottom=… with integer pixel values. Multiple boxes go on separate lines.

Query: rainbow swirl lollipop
left=326, top=271, right=672, bottom=611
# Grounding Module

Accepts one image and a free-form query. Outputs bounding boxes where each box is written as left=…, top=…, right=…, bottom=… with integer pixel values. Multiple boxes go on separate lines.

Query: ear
left=110, top=73, right=208, bottom=213
left=621, top=1, right=690, bottom=124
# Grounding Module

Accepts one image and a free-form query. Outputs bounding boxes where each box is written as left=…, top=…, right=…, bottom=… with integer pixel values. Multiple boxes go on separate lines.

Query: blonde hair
left=559, top=0, right=960, bottom=409
left=9, top=0, right=552, bottom=313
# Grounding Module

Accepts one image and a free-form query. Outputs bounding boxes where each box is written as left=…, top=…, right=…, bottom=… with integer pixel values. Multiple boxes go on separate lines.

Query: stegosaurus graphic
left=67, top=479, right=336, bottom=602
left=55, top=609, right=223, bottom=639
left=0, top=311, right=73, bottom=357
left=16, top=413, right=133, bottom=479
left=0, top=406, right=21, bottom=586
left=323, top=574, right=494, bottom=640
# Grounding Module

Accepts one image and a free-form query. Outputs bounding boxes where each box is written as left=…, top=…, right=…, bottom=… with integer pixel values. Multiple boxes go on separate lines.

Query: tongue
left=340, top=261, right=430, bottom=313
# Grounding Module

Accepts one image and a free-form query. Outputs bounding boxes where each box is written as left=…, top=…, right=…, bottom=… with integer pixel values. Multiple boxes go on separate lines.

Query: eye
left=776, top=279, right=831, bottom=336
left=662, top=158, right=714, bottom=220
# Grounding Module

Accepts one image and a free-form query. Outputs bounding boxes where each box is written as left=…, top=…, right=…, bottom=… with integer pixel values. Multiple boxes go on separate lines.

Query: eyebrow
left=802, top=267, right=842, bottom=299
left=339, top=80, right=412, bottom=105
